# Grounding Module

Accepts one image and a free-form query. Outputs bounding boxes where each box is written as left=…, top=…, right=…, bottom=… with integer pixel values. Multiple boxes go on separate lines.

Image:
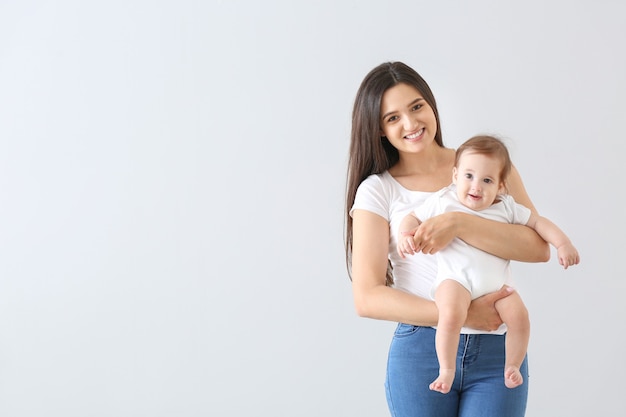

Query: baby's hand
left=557, top=243, right=580, bottom=269
left=397, top=230, right=417, bottom=258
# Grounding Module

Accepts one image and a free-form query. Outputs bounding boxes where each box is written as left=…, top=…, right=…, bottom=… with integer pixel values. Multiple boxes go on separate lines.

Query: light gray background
left=0, top=1, right=623, bottom=416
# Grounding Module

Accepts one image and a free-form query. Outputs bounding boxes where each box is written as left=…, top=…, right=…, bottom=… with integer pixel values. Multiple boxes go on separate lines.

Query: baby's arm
left=397, top=212, right=422, bottom=258
left=526, top=213, right=580, bottom=269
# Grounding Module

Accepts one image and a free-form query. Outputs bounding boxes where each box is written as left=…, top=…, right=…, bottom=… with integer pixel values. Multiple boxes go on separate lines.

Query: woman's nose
left=403, top=116, right=417, bottom=131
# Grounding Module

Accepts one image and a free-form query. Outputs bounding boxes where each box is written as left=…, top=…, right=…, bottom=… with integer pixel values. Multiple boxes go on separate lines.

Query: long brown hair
left=344, top=62, right=444, bottom=285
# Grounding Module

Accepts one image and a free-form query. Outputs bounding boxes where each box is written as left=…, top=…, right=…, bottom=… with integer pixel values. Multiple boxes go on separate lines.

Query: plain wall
left=0, top=1, right=624, bottom=416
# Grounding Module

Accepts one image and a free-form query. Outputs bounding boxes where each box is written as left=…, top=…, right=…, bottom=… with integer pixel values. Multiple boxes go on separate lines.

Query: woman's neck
left=391, top=145, right=454, bottom=176
left=388, top=146, right=456, bottom=192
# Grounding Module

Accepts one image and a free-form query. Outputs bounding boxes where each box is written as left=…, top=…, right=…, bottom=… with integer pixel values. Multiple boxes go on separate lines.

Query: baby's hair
left=455, top=135, right=512, bottom=191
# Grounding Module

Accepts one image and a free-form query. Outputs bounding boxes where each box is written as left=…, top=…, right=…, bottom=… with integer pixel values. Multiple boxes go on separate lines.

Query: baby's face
left=453, top=152, right=505, bottom=211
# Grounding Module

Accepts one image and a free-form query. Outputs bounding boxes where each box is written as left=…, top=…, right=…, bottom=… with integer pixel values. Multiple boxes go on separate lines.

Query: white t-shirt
left=350, top=172, right=529, bottom=335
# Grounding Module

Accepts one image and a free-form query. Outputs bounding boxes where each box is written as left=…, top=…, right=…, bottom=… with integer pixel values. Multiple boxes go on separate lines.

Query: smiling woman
left=381, top=83, right=453, bottom=193
left=380, top=85, right=437, bottom=148
left=345, top=61, right=550, bottom=417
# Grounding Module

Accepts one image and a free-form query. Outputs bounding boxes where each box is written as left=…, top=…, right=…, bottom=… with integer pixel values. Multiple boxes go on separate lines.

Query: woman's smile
left=405, top=128, right=425, bottom=141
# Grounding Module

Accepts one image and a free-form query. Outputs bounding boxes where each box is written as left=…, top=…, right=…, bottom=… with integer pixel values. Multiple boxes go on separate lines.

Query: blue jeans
left=385, top=324, right=528, bottom=417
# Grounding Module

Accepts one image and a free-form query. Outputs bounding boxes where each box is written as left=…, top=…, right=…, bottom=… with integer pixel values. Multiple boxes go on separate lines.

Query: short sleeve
left=499, top=194, right=532, bottom=225
left=350, top=174, right=390, bottom=221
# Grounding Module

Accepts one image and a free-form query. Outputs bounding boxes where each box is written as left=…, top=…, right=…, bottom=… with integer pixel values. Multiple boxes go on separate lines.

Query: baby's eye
left=464, top=173, right=473, bottom=179
left=483, top=178, right=493, bottom=184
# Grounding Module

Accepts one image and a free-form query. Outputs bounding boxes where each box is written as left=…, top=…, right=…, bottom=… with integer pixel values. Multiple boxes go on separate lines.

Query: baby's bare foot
left=429, top=369, right=455, bottom=394
left=504, top=366, right=523, bottom=388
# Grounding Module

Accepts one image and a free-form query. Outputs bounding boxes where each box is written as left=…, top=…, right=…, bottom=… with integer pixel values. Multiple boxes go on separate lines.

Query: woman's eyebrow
left=380, top=109, right=397, bottom=120
left=408, top=98, right=424, bottom=107
left=381, top=98, right=424, bottom=120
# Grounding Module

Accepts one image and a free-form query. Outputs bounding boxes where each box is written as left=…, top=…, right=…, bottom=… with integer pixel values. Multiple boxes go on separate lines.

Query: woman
left=345, top=62, right=550, bottom=417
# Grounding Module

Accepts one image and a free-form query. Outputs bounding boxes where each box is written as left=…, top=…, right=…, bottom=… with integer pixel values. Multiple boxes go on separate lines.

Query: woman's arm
left=457, top=214, right=549, bottom=262
left=465, top=164, right=550, bottom=261
left=351, top=209, right=438, bottom=325
left=413, top=165, right=550, bottom=262
left=351, top=209, right=510, bottom=329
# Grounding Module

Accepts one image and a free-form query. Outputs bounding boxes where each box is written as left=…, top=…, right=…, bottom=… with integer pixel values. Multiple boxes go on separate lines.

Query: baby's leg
left=495, top=291, right=530, bottom=389
left=431, top=279, right=471, bottom=394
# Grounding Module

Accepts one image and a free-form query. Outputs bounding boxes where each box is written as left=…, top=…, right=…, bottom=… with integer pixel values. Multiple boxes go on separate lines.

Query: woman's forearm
left=352, top=209, right=441, bottom=326
left=353, top=278, right=509, bottom=331
left=456, top=212, right=550, bottom=262
left=353, top=283, right=439, bottom=327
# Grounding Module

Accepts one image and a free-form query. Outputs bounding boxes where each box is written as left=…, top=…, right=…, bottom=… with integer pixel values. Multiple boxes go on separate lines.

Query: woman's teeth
left=405, top=129, right=423, bottom=139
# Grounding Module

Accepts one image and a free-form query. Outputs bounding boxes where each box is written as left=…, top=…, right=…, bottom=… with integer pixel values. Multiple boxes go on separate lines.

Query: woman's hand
left=465, top=286, right=515, bottom=331
left=412, top=212, right=458, bottom=254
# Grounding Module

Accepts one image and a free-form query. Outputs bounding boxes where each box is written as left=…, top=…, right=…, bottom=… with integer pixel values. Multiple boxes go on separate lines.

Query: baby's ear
left=498, top=180, right=507, bottom=194
left=452, top=167, right=458, bottom=184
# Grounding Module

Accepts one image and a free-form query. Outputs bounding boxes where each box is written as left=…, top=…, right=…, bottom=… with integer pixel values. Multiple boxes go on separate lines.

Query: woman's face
left=379, top=83, right=438, bottom=154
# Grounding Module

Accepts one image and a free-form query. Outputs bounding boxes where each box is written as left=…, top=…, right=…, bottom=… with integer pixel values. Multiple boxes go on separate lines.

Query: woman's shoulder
left=356, top=172, right=395, bottom=203
left=352, top=172, right=395, bottom=220
left=360, top=171, right=392, bottom=188
left=358, top=170, right=421, bottom=198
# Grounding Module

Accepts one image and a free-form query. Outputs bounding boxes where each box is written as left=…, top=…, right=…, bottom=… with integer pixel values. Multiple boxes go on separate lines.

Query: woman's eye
left=387, top=115, right=398, bottom=122
left=412, top=104, right=422, bottom=111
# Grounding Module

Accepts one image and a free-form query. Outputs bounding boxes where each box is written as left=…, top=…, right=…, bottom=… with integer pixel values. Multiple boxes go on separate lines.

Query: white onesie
left=413, top=185, right=531, bottom=300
